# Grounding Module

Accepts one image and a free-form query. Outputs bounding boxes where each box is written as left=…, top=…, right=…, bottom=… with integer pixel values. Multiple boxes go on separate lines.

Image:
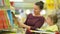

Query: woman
left=24, top=1, right=45, bottom=34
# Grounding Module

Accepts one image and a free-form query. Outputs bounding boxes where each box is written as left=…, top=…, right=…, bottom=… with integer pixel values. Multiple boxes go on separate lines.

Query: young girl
left=45, top=15, right=58, bottom=31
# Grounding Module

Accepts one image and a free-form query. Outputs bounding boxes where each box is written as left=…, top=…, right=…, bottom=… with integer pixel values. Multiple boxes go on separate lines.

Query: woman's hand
left=18, top=23, right=31, bottom=30
left=21, top=23, right=31, bottom=30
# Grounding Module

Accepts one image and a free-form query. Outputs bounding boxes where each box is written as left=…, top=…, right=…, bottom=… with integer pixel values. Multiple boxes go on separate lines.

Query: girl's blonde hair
left=48, top=14, right=58, bottom=24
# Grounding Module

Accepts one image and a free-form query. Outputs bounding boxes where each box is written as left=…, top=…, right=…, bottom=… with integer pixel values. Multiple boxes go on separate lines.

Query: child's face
left=46, top=17, right=53, bottom=25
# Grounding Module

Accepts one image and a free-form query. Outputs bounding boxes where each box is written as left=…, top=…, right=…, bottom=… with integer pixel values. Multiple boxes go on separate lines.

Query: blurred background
left=9, top=0, right=60, bottom=23
left=0, top=0, right=60, bottom=34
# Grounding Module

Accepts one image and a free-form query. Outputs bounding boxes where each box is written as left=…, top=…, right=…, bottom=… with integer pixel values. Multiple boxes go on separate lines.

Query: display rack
left=0, top=0, right=17, bottom=34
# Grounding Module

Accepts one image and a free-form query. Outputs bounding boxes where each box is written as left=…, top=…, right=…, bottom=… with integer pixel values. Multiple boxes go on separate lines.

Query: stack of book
left=0, top=0, right=15, bottom=30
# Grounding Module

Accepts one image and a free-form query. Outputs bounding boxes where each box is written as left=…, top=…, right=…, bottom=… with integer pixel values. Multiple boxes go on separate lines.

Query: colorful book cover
left=4, top=10, right=11, bottom=29
left=7, top=10, right=14, bottom=27
left=4, top=0, right=10, bottom=7
left=0, top=0, right=4, bottom=6
left=0, top=10, right=8, bottom=29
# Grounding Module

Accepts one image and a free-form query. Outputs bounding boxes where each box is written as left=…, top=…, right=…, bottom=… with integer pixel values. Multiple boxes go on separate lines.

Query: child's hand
left=27, top=26, right=31, bottom=30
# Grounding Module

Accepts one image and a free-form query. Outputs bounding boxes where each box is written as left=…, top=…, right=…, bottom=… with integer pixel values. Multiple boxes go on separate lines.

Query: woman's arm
left=13, top=16, right=31, bottom=29
left=11, top=12, right=30, bottom=29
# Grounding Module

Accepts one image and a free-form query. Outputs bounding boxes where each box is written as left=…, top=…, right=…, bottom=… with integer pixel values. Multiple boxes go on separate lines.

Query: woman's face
left=33, top=5, right=40, bottom=14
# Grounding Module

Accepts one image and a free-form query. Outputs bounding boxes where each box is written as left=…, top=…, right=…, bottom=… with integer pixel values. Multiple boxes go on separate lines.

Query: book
left=0, top=10, right=8, bottom=29
left=4, top=10, right=11, bottom=29
left=0, top=0, right=4, bottom=6
left=7, top=10, right=14, bottom=27
left=4, top=0, right=10, bottom=8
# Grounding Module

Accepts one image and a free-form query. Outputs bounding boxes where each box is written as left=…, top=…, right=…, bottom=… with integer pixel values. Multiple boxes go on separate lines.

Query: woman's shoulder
left=40, top=16, right=45, bottom=18
left=39, top=16, right=45, bottom=20
left=28, top=13, right=32, bottom=16
left=27, top=13, right=33, bottom=17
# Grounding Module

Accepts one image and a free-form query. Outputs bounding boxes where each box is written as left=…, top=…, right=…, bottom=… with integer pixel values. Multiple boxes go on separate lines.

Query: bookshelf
left=0, top=0, right=15, bottom=30
left=0, top=0, right=18, bottom=34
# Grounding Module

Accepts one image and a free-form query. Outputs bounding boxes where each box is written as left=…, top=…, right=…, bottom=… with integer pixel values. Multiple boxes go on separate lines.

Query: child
left=45, top=15, right=58, bottom=31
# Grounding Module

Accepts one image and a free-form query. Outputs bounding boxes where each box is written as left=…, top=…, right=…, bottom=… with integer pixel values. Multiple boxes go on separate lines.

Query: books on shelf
left=0, top=0, right=4, bottom=6
left=7, top=10, right=14, bottom=27
left=0, top=10, right=8, bottom=29
left=0, top=9, right=15, bottom=30
left=0, top=0, right=15, bottom=30
left=3, top=0, right=10, bottom=8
